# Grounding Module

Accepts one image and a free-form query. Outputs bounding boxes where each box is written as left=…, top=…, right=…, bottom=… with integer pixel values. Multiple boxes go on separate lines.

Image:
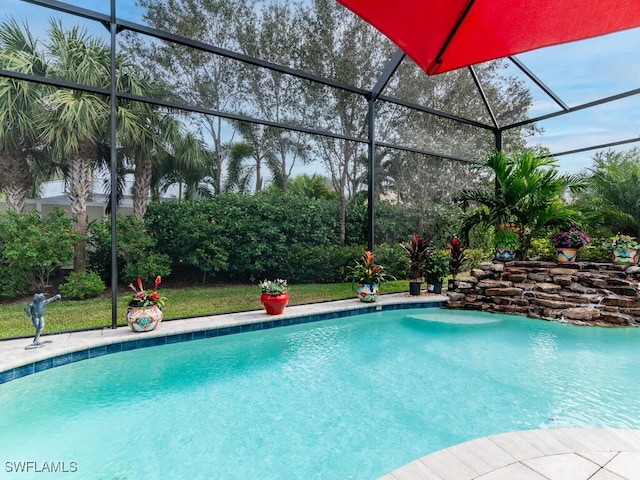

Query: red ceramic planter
left=261, top=291, right=289, bottom=315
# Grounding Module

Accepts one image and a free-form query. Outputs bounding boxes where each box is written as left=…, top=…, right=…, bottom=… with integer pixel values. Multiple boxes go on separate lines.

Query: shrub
left=579, top=244, right=611, bottom=262
left=463, top=248, right=493, bottom=270
left=528, top=238, right=556, bottom=261
left=59, top=272, right=106, bottom=300
left=88, top=215, right=171, bottom=285
left=0, top=208, right=77, bottom=295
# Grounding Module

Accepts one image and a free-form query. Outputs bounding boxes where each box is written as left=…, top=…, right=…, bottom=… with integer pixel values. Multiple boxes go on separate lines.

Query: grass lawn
left=0, top=280, right=410, bottom=339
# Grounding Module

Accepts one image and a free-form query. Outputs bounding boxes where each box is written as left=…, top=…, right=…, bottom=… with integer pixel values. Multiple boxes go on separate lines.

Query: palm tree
left=0, top=19, right=50, bottom=212
left=576, top=148, right=640, bottom=237
left=39, top=20, right=111, bottom=272
left=458, top=150, right=584, bottom=258
left=287, top=174, right=335, bottom=199
left=227, top=122, right=275, bottom=193
left=118, top=98, right=181, bottom=219
left=151, top=131, right=215, bottom=201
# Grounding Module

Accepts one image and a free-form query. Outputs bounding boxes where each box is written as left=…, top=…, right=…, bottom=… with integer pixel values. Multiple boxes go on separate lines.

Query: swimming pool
left=1, top=308, right=639, bottom=479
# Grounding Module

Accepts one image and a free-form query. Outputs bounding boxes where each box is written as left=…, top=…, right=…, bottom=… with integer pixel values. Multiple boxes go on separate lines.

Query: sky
left=4, top=0, right=640, bottom=175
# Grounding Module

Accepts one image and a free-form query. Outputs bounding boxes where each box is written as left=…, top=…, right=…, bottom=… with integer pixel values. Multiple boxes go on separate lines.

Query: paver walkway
left=380, top=428, right=640, bottom=480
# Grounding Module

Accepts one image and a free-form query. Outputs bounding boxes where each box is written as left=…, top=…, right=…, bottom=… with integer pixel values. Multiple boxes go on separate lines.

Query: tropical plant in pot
left=550, top=227, right=591, bottom=263
left=345, top=250, right=393, bottom=302
left=127, top=276, right=166, bottom=332
left=608, top=234, right=640, bottom=264
left=259, top=279, right=289, bottom=315
left=424, top=250, right=449, bottom=294
left=400, top=233, right=431, bottom=295
left=494, top=223, right=521, bottom=261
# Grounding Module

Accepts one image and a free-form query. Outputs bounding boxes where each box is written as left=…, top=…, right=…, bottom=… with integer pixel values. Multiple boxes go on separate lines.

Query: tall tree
left=299, top=0, right=396, bottom=245
left=387, top=152, right=481, bottom=235
left=39, top=20, right=112, bottom=272
left=118, top=97, right=182, bottom=219
left=237, top=1, right=311, bottom=192
left=126, top=0, right=255, bottom=195
left=0, top=19, right=50, bottom=212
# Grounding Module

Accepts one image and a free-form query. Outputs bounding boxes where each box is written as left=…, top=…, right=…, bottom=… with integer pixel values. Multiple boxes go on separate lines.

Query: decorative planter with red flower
left=346, top=251, right=394, bottom=302
left=259, top=279, right=289, bottom=314
left=127, top=304, right=163, bottom=332
left=357, top=283, right=379, bottom=302
left=127, top=276, right=167, bottom=332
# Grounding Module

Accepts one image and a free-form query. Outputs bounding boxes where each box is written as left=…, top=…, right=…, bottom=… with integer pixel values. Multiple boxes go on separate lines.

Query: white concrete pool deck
left=2, top=293, right=640, bottom=480
left=0, top=293, right=444, bottom=375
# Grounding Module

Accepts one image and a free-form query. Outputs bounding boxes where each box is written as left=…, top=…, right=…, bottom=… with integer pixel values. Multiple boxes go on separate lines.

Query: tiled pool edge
left=0, top=295, right=446, bottom=384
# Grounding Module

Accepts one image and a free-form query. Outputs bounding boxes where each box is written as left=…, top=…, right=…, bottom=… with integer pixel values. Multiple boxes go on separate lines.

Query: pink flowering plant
left=550, top=227, right=591, bottom=249
left=128, top=276, right=166, bottom=307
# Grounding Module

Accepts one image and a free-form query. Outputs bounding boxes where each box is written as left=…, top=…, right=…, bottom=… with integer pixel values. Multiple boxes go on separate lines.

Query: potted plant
left=424, top=250, right=449, bottom=294
left=608, top=234, right=640, bottom=264
left=345, top=250, right=392, bottom=302
left=400, top=233, right=431, bottom=296
left=550, top=227, right=591, bottom=263
left=494, top=223, right=520, bottom=261
left=127, top=276, right=167, bottom=332
left=259, top=279, right=289, bottom=315
left=446, top=236, right=467, bottom=288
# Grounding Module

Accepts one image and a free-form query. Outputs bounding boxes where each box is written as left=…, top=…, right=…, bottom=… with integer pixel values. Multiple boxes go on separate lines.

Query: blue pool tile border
left=0, top=301, right=445, bottom=385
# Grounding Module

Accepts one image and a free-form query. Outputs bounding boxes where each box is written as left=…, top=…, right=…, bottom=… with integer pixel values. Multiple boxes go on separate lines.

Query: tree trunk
left=338, top=196, right=347, bottom=246
left=0, top=153, right=33, bottom=213
left=132, top=155, right=153, bottom=220
left=66, top=154, right=93, bottom=273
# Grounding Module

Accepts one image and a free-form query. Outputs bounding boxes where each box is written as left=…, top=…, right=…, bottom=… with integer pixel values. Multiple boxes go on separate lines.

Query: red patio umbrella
left=337, top=0, right=640, bottom=75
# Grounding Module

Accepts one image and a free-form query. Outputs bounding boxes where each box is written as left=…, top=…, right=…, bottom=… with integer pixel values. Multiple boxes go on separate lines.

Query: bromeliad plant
left=550, top=227, right=591, bottom=249
left=346, top=250, right=393, bottom=285
left=259, top=279, right=288, bottom=295
left=609, top=234, right=640, bottom=251
left=128, top=276, right=167, bottom=307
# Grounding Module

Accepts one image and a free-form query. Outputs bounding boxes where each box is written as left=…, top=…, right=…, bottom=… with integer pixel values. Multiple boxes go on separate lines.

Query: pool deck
left=379, top=428, right=640, bottom=480
left=0, top=292, right=445, bottom=377
left=2, top=293, right=640, bottom=479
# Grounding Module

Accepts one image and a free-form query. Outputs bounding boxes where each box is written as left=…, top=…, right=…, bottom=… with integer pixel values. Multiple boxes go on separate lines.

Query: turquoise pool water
left=1, top=308, right=639, bottom=479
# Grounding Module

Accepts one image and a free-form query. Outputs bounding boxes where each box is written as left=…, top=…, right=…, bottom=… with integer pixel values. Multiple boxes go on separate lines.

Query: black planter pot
left=427, top=280, right=443, bottom=294
left=409, top=280, right=422, bottom=296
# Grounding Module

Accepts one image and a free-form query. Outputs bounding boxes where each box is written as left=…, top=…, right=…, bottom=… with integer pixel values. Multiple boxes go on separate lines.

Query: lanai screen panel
left=336, top=0, right=640, bottom=75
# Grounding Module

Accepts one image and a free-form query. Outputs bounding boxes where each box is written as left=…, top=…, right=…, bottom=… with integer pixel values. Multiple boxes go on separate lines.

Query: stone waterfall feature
left=447, top=261, right=640, bottom=326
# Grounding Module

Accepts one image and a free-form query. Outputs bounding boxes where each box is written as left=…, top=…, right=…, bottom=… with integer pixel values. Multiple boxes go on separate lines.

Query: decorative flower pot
left=126, top=304, right=163, bottom=332
left=612, top=248, right=639, bottom=264
left=357, top=283, right=379, bottom=302
left=555, top=247, right=579, bottom=263
left=495, top=248, right=516, bottom=262
left=409, top=280, right=422, bottom=296
left=261, top=291, right=289, bottom=315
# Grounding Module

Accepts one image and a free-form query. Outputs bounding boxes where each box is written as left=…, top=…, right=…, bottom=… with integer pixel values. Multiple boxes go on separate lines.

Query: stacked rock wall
left=447, top=261, right=640, bottom=326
